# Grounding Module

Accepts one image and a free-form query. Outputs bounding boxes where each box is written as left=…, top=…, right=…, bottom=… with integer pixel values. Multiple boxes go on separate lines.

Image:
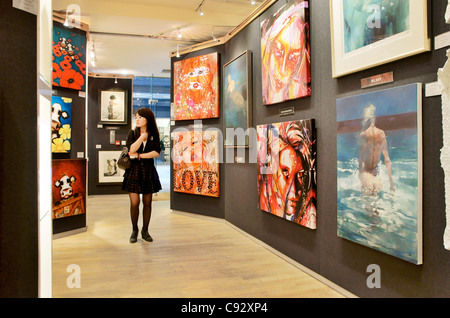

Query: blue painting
left=336, top=83, right=422, bottom=264
left=52, top=96, right=72, bottom=153
left=224, top=51, right=251, bottom=147
left=343, top=0, right=409, bottom=53
left=52, top=23, right=87, bottom=91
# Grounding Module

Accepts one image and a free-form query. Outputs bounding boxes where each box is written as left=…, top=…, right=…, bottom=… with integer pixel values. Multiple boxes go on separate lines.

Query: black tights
left=129, top=193, right=153, bottom=232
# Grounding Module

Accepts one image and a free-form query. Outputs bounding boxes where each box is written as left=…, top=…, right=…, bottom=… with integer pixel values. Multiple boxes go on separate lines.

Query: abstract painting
left=336, top=83, right=423, bottom=264
left=224, top=50, right=252, bottom=147
left=52, top=22, right=87, bottom=91
left=261, top=0, right=310, bottom=105
left=173, top=52, right=219, bottom=120
left=172, top=129, right=219, bottom=197
left=51, top=96, right=72, bottom=153
left=257, top=120, right=316, bottom=229
left=330, top=0, right=430, bottom=77
left=52, top=159, right=87, bottom=219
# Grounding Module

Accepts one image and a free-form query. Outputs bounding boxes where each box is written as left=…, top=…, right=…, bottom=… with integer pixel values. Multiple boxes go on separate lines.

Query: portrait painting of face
left=172, top=130, right=219, bottom=197
left=257, top=120, right=316, bottom=229
left=173, top=52, right=219, bottom=120
left=261, top=0, right=311, bottom=105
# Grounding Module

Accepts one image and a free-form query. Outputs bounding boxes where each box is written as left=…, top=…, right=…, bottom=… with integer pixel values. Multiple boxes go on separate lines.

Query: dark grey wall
left=87, top=76, right=133, bottom=195
left=0, top=2, right=38, bottom=297
left=172, top=0, right=450, bottom=297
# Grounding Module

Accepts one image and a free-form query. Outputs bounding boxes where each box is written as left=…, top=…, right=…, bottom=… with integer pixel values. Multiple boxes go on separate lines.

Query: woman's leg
left=142, top=193, right=153, bottom=232
left=141, top=193, right=153, bottom=242
left=129, top=192, right=140, bottom=232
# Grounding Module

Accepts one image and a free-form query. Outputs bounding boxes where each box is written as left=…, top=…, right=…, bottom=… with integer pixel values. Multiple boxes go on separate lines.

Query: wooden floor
left=52, top=194, right=347, bottom=298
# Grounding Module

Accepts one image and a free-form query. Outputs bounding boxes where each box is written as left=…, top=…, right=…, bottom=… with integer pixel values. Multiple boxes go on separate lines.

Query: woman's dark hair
left=134, top=107, right=159, bottom=140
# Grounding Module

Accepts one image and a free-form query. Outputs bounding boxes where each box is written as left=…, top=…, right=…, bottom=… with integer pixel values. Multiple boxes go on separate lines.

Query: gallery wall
left=0, top=2, right=38, bottom=297
left=87, top=76, right=133, bottom=195
left=171, top=0, right=450, bottom=297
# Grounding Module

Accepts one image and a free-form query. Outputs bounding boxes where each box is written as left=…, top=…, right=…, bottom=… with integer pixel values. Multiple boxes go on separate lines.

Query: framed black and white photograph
left=99, top=89, right=128, bottom=125
left=98, top=150, right=125, bottom=184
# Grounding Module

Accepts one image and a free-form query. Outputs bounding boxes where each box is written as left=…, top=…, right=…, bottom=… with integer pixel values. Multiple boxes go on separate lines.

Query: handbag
left=117, top=147, right=131, bottom=170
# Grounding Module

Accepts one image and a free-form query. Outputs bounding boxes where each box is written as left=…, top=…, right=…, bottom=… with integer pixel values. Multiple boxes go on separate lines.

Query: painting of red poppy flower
left=52, top=22, right=87, bottom=91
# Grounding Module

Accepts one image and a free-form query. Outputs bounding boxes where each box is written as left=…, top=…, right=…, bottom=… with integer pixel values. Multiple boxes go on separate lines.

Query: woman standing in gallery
left=122, top=107, right=162, bottom=243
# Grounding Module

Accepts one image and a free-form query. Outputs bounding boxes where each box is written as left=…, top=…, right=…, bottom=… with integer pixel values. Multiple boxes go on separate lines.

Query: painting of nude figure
left=336, top=83, right=423, bottom=264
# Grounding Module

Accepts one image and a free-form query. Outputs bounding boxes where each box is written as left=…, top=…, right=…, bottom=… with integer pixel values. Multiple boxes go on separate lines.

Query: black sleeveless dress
left=121, top=130, right=162, bottom=194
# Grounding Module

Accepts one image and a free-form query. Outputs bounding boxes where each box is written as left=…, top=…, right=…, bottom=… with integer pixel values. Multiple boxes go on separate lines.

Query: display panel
left=223, top=50, right=252, bottom=147
left=336, top=83, right=423, bottom=264
left=173, top=52, right=219, bottom=120
left=52, top=159, right=87, bottom=219
left=257, top=120, right=316, bottom=229
left=52, top=22, right=87, bottom=91
left=330, top=0, right=430, bottom=78
left=261, top=0, right=311, bottom=105
left=51, top=96, right=72, bottom=153
left=172, top=130, right=219, bottom=197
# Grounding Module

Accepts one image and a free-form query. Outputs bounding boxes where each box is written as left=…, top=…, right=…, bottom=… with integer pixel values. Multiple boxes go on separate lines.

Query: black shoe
left=130, top=230, right=138, bottom=243
left=141, top=229, right=153, bottom=242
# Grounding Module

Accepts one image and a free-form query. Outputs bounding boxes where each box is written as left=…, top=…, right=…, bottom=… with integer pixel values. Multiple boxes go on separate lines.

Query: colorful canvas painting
left=52, top=159, right=87, bottom=219
left=173, top=52, right=219, bottom=120
left=224, top=51, right=252, bottom=147
left=343, top=0, right=410, bottom=54
left=257, top=120, right=316, bottom=229
left=336, top=83, right=422, bottom=264
left=51, top=96, right=72, bottom=153
left=172, top=130, right=219, bottom=197
left=52, top=22, right=87, bottom=91
left=261, top=0, right=311, bottom=105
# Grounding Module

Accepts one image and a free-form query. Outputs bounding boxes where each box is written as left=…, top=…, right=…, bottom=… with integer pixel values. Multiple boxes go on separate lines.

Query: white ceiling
left=52, top=0, right=263, bottom=78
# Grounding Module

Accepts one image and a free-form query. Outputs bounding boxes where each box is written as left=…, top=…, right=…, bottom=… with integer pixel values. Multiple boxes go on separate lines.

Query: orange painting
left=173, top=52, right=219, bottom=120
left=172, top=130, right=219, bottom=197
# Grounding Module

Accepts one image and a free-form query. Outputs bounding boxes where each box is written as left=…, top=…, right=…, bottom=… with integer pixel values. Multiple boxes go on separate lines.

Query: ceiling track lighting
left=195, top=0, right=205, bottom=16
left=114, top=77, right=118, bottom=84
left=212, top=25, right=217, bottom=42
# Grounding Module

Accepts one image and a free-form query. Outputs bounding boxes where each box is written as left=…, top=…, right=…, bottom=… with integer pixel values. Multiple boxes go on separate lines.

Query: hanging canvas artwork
left=98, top=150, right=125, bottom=184
left=51, top=96, right=72, bottom=153
left=261, top=0, right=311, bottom=105
left=173, top=52, right=219, bottom=120
left=224, top=50, right=252, bottom=147
left=172, top=129, right=219, bottom=197
left=52, top=22, right=87, bottom=91
left=52, top=159, right=87, bottom=219
left=99, top=89, right=128, bottom=125
left=257, top=120, right=316, bottom=229
left=336, top=83, right=423, bottom=264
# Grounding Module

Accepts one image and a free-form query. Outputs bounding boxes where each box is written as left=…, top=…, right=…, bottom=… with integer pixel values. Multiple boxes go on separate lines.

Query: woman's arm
left=129, top=132, right=147, bottom=154
left=138, top=150, right=160, bottom=159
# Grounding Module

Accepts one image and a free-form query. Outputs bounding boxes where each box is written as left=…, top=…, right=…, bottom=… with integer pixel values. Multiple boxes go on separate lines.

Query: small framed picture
left=98, top=150, right=125, bottom=184
left=99, top=89, right=128, bottom=125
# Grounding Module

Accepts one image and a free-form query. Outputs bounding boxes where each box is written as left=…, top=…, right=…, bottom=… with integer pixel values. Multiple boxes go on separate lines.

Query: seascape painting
left=257, top=120, right=316, bottom=229
left=336, top=83, right=422, bottom=264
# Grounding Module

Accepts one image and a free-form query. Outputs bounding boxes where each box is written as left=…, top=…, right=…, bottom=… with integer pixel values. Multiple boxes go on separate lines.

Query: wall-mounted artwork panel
left=336, top=83, right=423, bottom=264
left=257, top=119, right=316, bottom=229
left=51, top=96, right=72, bottom=153
left=330, top=0, right=430, bottom=78
left=172, top=130, right=219, bottom=197
left=173, top=52, right=219, bottom=120
left=224, top=50, right=252, bottom=147
left=52, top=22, right=87, bottom=91
left=261, top=0, right=311, bottom=105
left=52, top=159, right=87, bottom=219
